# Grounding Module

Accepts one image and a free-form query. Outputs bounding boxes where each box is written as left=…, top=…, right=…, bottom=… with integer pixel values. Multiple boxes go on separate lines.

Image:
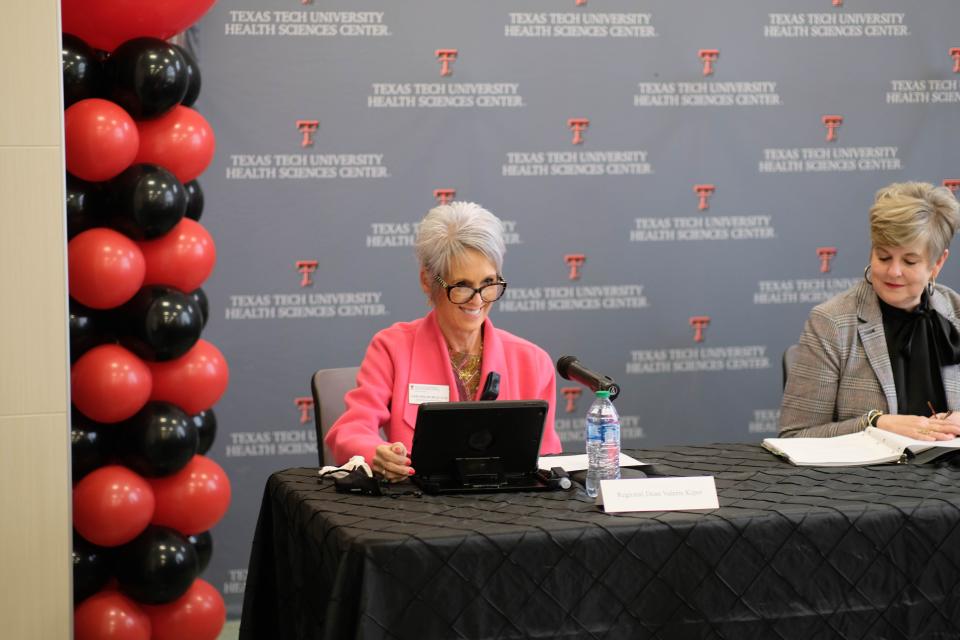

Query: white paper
left=761, top=427, right=960, bottom=466
left=762, top=431, right=896, bottom=466
left=596, top=476, right=719, bottom=513
left=538, top=452, right=646, bottom=472
left=407, top=383, right=450, bottom=405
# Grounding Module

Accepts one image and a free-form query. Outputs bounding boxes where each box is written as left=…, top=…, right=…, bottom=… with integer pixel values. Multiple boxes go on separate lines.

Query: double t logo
left=296, top=260, right=318, bottom=287
left=698, top=49, right=719, bottom=76
left=817, top=247, right=837, bottom=273
left=564, top=254, right=586, bottom=280
left=689, top=316, right=710, bottom=343
left=694, top=184, right=715, bottom=211
left=436, top=49, right=458, bottom=76
left=295, top=397, right=314, bottom=424
left=822, top=115, right=842, bottom=142
left=296, top=120, right=319, bottom=147
left=567, top=118, right=589, bottom=145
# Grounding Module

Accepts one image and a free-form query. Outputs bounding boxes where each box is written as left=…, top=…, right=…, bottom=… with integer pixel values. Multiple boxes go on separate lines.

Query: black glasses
left=435, top=274, right=508, bottom=304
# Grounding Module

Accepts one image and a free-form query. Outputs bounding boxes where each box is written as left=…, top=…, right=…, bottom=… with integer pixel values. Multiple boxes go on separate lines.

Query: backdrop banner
left=190, top=0, right=960, bottom=615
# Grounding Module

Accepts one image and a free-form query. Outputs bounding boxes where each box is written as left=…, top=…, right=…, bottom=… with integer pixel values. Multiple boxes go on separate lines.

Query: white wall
left=0, top=1, right=72, bottom=637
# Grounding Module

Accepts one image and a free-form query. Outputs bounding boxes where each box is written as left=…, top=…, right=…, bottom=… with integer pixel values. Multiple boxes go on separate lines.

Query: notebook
left=762, top=426, right=960, bottom=466
left=410, top=400, right=550, bottom=494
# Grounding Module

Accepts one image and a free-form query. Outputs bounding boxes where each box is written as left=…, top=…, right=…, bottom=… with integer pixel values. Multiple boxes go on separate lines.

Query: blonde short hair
left=870, top=181, right=959, bottom=260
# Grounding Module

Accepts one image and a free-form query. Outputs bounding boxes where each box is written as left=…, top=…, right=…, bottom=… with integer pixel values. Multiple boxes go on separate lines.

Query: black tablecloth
left=239, top=444, right=960, bottom=640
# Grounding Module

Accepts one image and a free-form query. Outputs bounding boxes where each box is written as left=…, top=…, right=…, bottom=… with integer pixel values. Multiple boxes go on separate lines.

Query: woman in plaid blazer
left=780, top=182, right=960, bottom=440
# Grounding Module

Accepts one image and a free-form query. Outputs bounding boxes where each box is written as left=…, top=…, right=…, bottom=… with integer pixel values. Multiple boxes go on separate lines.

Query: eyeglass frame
left=434, top=274, right=508, bottom=304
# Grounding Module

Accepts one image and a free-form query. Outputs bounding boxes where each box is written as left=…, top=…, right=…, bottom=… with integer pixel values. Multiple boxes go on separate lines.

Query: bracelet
left=866, top=409, right=883, bottom=428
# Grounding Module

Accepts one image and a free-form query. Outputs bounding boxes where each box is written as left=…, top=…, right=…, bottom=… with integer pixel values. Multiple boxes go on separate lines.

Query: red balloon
left=69, top=228, right=146, bottom=309
left=72, top=344, right=152, bottom=423
left=75, top=590, right=151, bottom=640
left=138, top=218, right=216, bottom=292
left=62, top=0, right=216, bottom=52
left=135, top=106, right=215, bottom=183
left=65, top=99, right=139, bottom=181
left=150, top=455, right=231, bottom=535
left=73, top=466, right=156, bottom=547
left=148, top=339, right=228, bottom=415
left=143, top=579, right=225, bottom=640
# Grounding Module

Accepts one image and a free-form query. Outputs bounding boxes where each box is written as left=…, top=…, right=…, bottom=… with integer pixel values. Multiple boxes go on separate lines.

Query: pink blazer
left=325, top=311, right=563, bottom=465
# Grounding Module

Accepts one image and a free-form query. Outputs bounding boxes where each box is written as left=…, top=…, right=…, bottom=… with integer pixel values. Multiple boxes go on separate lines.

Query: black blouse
left=878, top=290, right=960, bottom=415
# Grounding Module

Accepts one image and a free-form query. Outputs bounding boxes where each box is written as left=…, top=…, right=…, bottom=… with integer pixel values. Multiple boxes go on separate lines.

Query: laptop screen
left=411, top=400, right=548, bottom=481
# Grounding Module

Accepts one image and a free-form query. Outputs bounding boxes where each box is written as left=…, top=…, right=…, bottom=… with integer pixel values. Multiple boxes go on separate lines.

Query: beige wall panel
left=0, top=0, right=73, bottom=636
left=0, top=413, right=72, bottom=639
left=0, top=147, right=69, bottom=418
left=0, top=1, right=62, bottom=146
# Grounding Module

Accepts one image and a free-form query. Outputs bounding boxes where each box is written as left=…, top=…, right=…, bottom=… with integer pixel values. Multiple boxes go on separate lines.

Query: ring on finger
left=919, top=428, right=932, bottom=436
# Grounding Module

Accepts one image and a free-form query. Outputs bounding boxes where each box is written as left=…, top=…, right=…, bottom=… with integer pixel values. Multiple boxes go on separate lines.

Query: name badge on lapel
left=408, top=383, right=450, bottom=405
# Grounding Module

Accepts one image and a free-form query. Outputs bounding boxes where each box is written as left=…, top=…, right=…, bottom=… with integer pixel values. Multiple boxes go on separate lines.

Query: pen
left=927, top=401, right=953, bottom=420
left=536, top=468, right=572, bottom=490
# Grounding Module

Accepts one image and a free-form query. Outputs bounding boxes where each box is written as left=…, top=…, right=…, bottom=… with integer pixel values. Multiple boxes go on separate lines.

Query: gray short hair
left=870, top=181, right=960, bottom=260
left=415, top=202, right=506, bottom=280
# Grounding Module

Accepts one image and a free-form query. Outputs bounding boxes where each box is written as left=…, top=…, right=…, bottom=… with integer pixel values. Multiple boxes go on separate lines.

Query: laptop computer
left=411, top=400, right=550, bottom=495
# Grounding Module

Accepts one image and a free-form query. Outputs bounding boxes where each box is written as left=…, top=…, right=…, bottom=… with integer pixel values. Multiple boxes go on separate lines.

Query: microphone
left=479, top=371, right=500, bottom=401
left=556, top=355, right=620, bottom=400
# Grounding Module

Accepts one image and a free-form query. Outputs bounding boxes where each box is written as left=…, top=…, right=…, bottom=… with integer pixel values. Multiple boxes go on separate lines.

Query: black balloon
left=191, top=409, right=217, bottom=455
left=187, top=531, right=213, bottom=574
left=183, top=180, right=204, bottom=221
left=107, top=164, right=186, bottom=240
left=62, top=34, right=102, bottom=107
left=115, top=525, right=198, bottom=605
left=116, top=402, right=197, bottom=477
left=66, top=175, right=105, bottom=239
left=73, top=533, right=113, bottom=604
left=104, top=37, right=188, bottom=118
left=71, top=413, right=115, bottom=482
left=189, top=288, right=209, bottom=329
left=69, top=300, right=111, bottom=362
left=115, top=285, right=203, bottom=361
left=172, top=43, right=201, bottom=107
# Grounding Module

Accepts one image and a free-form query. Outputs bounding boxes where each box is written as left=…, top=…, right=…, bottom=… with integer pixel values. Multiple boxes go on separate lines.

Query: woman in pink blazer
left=325, top=202, right=562, bottom=480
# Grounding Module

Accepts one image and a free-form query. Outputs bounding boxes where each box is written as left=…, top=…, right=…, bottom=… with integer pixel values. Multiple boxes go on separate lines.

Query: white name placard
left=408, top=383, right=450, bottom=405
left=597, top=476, right=719, bottom=513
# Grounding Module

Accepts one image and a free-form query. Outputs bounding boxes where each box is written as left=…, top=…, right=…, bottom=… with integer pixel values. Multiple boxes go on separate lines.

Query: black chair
left=309, top=366, right=359, bottom=466
left=782, top=344, right=800, bottom=390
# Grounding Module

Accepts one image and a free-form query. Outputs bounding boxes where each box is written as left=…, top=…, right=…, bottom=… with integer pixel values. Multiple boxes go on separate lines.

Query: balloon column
left=62, top=3, right=227, bottom=638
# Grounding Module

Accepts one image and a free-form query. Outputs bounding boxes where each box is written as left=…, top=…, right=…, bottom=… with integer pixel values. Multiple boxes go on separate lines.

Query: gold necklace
left=449, top=343, right=483, bottom=397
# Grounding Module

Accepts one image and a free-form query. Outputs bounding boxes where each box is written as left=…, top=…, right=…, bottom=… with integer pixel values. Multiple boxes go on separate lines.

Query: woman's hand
left=937, top=411, right=960, bottom=428
left=875, top=413, right=960, bottom=441
left=372, top=442, right=414, bottom=482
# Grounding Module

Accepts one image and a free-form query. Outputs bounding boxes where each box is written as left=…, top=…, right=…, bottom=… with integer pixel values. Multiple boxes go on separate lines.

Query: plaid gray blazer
left=779, top=280, right=960, bottom=438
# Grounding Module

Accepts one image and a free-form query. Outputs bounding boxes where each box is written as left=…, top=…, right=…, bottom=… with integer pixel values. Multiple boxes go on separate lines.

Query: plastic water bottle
left=585, top=389, right=620, bottom=498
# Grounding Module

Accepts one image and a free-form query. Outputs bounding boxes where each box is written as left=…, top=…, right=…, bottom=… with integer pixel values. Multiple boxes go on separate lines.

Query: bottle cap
left=595, top=390, right=611, bottom=398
